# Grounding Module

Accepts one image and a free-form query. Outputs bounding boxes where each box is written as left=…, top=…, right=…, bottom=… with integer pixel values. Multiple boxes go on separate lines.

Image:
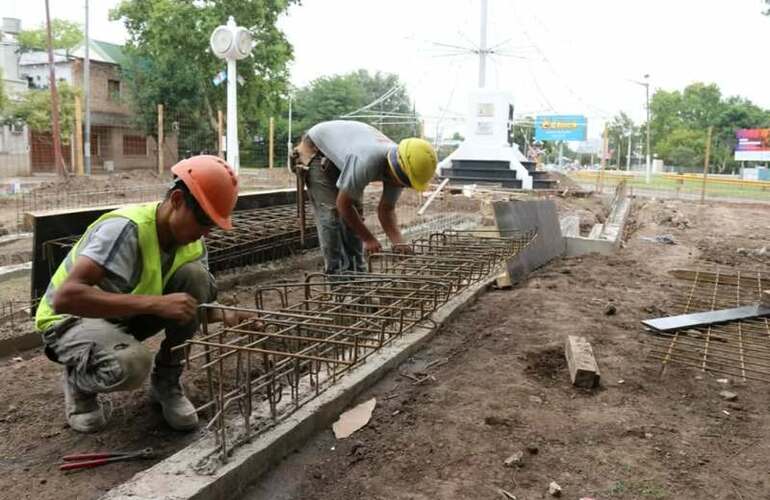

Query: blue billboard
left=535, top=115, right=587, bottom=141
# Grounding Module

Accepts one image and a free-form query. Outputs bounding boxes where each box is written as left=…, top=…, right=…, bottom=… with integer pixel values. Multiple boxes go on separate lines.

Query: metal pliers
left=60, top=447, right=155, bottom=471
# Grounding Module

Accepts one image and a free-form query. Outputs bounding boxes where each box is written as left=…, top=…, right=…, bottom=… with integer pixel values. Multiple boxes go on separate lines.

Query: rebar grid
left=39, top=204, right=318, bottom=276
left=178, top=229, right=534, bottom=461
left=648, top=267, right=770, bottom=382
left=205, top=204, right=317, bottom=271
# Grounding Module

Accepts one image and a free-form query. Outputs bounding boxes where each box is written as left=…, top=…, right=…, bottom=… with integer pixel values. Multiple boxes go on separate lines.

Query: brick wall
left=71, top=60, right=131, bottom=116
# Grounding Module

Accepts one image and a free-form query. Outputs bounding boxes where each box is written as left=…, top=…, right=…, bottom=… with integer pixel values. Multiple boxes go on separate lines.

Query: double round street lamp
left=210, top=17, right=253, bottom=174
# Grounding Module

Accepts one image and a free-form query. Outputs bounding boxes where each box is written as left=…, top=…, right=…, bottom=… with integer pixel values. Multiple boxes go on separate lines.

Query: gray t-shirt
left=75, top=216, right=208, bottom=294
left=307, top=120, right=403, bottom=205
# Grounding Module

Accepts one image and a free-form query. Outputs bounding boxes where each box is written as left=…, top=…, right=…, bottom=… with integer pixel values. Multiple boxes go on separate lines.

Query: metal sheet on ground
left=493, top=199, right=564, bottom=283
left=643, top=305, right=770, bottom=332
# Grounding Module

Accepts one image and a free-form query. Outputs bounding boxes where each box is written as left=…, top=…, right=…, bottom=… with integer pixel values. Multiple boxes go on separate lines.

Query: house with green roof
left=18, top=39, right=176, bottom=174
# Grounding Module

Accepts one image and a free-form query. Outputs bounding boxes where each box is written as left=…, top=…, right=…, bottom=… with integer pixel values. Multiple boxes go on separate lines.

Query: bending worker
left=292, top=120, right=437, bottom=274
left=35, top=155, right=241, bottom=433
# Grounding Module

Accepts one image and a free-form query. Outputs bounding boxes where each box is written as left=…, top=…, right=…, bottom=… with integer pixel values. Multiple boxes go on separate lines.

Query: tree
left=6, top=81, right=79, bottom=142
left=0, top=70, right=7, bottom=115
left=606, top=111, right=639, bottom=169
left=290, top=69, right=418, bottom=142
left=17, top=19, right=83, bottom=53
left=648, top=82, right=770, bottom=171
left=110, top=0, right=297, bottom=156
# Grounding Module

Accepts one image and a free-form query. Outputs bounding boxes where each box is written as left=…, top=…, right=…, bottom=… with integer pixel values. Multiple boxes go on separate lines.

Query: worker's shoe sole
left=63, top=374, right=108, bottom=433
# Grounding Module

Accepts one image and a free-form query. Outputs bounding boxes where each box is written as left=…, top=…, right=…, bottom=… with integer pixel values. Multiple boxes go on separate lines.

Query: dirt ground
left=244, top=198, right=770, bottom=500
left=0, top=192, right=769, bottom=499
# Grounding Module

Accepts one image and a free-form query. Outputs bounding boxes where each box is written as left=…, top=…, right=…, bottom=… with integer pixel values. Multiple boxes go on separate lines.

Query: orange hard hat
left=171, top=155, right=238, bottom=230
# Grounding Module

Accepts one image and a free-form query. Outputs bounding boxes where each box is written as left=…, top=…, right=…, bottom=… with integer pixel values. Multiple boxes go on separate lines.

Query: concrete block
left=564, top=335, right=600, bottom=388
left=494, top=271, right=512, bottom=289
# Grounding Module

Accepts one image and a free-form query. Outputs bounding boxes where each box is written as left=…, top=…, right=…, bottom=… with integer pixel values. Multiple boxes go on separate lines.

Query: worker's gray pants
left=41, top=262, right=216, bottom=395
left=304, top=157, right=366, bottom=274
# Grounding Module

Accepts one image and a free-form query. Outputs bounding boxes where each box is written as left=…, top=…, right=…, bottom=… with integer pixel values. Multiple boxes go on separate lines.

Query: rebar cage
left=177, top=229, right=535, bottom=461
left=647, top=267, right=770, bottom=383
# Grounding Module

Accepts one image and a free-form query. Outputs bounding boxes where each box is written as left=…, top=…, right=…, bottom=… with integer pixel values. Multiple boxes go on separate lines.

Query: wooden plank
left=564, top=335, right=600, bottom=388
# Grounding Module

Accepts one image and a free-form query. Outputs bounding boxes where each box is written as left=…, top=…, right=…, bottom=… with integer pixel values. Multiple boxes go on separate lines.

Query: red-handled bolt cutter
left=60, top=447, right=155, bottom=471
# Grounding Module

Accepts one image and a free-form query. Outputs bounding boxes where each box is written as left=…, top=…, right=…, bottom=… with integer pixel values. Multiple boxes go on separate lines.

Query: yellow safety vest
left=35, top=202, right=204, bottom=332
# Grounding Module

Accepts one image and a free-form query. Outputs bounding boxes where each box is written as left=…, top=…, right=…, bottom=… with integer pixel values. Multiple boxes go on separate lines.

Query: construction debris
left=548, top=481, right=562, bottom=497
left=333, top=398, right=376, bottom=439
left=719, top=391, right=738, bottom=401
left=503, top=451, right=524, bottom=468
left=564, top=335, right=600, bottom=389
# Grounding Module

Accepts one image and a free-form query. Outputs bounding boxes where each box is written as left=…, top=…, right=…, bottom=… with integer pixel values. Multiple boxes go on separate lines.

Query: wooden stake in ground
left=700, top=126, right=713, bottom=204
left=45, top=0, right=66, bottom=176
left=157, top=104, right=164, bottom=175
left=74, top=95, right=84, bottom=175
left=269, top=116, right=274, bottom=169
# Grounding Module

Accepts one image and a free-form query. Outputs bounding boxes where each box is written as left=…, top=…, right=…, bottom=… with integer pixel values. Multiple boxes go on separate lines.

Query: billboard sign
left=535, top=115, right=587, bottom=141
left=735, top=128, right=770, bottom=161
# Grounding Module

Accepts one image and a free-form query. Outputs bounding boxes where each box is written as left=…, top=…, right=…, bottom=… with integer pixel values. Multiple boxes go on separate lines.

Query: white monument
left=438, top=89, right=533, bottom=189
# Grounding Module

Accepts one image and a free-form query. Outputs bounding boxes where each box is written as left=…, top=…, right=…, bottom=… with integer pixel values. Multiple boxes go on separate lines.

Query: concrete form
left=564, top=182, right=631, bottom=257
left=26, top=189, right=303, bottom=301
left=493, top=199, right=565, bottom=283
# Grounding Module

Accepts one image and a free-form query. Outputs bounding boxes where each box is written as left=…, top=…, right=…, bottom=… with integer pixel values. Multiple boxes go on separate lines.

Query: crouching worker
left=35, top=155, right=241, bottom=433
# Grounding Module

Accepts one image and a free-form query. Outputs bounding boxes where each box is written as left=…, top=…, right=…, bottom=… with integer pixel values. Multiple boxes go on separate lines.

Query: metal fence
left=569, top=170, right=770, bottom=204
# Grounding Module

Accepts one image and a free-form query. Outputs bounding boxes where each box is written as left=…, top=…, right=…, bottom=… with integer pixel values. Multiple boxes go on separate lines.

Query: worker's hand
left=391, top=243, right=413, bottom=255
left=156, top=293, right=198, bottom=324
left=363, top=237, right=383, bottom=256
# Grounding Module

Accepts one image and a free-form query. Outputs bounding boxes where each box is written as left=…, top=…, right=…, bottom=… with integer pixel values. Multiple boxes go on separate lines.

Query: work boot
left=150, top=365, right=198, bottom=431
left=63, top=373, right=108, bottom=433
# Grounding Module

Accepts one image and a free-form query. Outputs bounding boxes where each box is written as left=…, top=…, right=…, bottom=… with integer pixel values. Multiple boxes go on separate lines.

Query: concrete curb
left=0, top=262, right=31, bottom=282
left=102, top=276, right=495, bottom=500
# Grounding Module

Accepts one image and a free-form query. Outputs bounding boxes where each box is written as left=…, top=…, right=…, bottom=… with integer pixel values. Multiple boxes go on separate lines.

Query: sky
left=6, top=0, right=770, bottom=140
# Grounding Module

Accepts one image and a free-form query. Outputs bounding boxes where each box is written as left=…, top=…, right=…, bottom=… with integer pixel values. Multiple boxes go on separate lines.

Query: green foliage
left=0, top=70, right=7, bottom=115
left=17, top=19, right=83, bottom=53
left=649, top=82, right=770, bottom=171
left=6, top=81, right=79, bottom=141
left=606, top=111, right=640, bottom=168
left=110, top=0, right=296, bottom=151
left=290, top=69, right=419, bottom=142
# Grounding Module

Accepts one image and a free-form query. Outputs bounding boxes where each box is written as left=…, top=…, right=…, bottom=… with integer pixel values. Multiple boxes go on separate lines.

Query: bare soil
left=0, top=195, right=768, bottom=500
left=245, top=197, right=770, bottom=500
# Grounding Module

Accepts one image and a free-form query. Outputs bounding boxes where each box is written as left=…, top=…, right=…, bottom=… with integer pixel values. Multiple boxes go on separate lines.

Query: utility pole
left=478, top=0, right=488, bottom=88
left=45, top=0, right=66, bottom=176
left=700, top=126, right=713, bottom=204
left=644, top=74, right=651, bottom=184
left=84, top=0, right=91, bottom=175
left=626, top=133, right=632, bottom=171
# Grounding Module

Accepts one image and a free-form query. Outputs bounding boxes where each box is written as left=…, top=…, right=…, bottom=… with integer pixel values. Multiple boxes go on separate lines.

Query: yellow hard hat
left=387, top=138, right=437, bottom=192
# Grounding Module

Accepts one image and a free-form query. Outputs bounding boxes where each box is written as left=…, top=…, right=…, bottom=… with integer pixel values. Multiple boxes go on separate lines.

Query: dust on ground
left=245, top=197, right=770, bottom=500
